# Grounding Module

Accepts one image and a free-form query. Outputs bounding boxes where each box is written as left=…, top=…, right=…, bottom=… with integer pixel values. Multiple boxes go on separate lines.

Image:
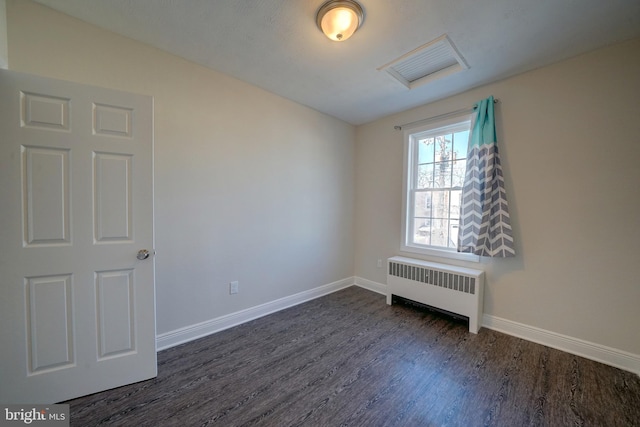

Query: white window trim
left=400, top=113, right=480, bottom=263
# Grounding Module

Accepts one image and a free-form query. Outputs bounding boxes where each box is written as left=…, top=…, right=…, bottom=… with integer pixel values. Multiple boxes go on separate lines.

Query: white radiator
left=386, top=256, right=484, bottom=333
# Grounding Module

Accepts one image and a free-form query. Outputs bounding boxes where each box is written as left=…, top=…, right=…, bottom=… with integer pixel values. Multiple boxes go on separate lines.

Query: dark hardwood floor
left=65, top=286, right=640, bottom=426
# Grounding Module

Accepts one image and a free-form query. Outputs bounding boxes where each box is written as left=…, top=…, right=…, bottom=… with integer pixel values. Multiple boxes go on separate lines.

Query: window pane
left=431, top=190, right=450, bottom=219
left=414, top=191, right=431, bottom=217
left=449, top=219, right=460, bottom=249
left=418, top=138, right=434, bottom=164
left=417, top=164, right=434, bottom=189
left=452, top=159, right=466, bottom=188
left=413, top=218, right=431, bottom=245
left=430, top=218, right=449, bottom=248
left=453, top=130, right=469, bottom=159
left=433, top=162, right=452, bottom=188
left=434, top=135, right=453, bottom=162
left=450, top=190, right=462, bottom=219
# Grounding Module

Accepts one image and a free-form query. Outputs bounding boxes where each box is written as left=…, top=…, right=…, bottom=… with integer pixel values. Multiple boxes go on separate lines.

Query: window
left=401, top=115, right=479, bottom=262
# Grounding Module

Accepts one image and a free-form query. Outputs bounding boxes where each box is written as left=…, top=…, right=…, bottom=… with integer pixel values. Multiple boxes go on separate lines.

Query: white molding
left=399, top=246, right=480, bottom=263
left=157, top=278, right=640, bottom=376
left=156, top=277, right=355, bottom=351
left=354, top=276, right=387, bottom=295
left=483, top=314, right=640, bottom=376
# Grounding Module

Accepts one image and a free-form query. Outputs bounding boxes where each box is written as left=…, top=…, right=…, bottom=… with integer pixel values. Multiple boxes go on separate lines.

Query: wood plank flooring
left=65, top=286, right=640, bottom=426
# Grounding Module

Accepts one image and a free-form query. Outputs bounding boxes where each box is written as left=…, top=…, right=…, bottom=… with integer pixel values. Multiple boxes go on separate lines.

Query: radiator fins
left=388, top=261, right=476, bottom=295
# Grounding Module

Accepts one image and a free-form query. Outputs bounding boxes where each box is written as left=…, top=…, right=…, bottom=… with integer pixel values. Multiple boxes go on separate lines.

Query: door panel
left=26, top=274, right=74, bottom=373
left=0, top=69, right=156, bottom=404
left=93, top=152, right=133, bottom=242
left=96, top=269, right=135, bottom=358
left=23, top=146, right=71, bottom=245
left=21, top=92, right=70, bottom=131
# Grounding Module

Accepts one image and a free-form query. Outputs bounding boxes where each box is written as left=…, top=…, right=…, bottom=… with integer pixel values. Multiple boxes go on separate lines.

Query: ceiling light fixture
left=316, top=0, right=364, bottom=42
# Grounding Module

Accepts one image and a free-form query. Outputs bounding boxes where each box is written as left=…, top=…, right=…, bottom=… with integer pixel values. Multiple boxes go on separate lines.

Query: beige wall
left=7, top=0, right=640, bottom=358
left=355, top=37, right=640, bottom=355
left=6, top=0, right=355, bottom=335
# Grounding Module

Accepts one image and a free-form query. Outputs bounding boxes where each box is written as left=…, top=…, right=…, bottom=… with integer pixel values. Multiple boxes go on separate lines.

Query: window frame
left=401, top=113, right=480, bottom=263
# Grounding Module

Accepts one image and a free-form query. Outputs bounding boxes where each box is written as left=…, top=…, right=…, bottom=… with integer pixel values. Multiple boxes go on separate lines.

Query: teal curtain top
left=469, top=95, right=496, bottom=148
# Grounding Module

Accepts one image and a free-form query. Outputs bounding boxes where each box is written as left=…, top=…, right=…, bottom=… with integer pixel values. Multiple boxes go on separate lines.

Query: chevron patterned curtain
left=457, top=96, right=515, bottom=257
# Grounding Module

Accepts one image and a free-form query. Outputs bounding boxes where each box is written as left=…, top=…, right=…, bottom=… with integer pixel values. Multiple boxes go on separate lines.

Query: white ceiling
left=33, top=0, right=640, bottom=125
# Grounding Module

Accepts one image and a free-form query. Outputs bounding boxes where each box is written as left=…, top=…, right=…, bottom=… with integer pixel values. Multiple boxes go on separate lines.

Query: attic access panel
left=378, top=34, right=469, bottom=89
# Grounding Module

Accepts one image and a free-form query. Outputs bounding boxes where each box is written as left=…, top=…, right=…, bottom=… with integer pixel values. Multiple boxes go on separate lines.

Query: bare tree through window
left=412, top=127, right=469, bottom=249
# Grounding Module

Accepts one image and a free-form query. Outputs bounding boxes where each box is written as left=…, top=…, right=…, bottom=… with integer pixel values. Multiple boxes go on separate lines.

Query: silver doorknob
left=137, top=249, right=150, bottom=260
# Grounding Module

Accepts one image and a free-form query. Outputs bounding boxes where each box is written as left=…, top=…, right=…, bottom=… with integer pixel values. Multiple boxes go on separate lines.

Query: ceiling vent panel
left=378, top=34, right=469, bottom=89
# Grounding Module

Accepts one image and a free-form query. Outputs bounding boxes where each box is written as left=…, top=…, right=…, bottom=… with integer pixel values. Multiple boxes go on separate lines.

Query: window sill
left=400, top=243, right=480, bottom=263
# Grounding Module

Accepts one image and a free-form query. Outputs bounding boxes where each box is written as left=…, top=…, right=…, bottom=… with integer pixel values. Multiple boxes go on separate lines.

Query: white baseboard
left=354, top=276, right=387, bottom=295
left=353, top=277, right=640, bottom=375
left=483, top=314, right=640, bottom=376
left=156, top=276, right=640, bottom=376
left=156, top=277, right=355, bottom=351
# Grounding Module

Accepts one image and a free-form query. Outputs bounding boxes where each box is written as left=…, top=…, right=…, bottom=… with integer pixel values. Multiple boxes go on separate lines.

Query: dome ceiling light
left=316, top=0, right=364, bottom=42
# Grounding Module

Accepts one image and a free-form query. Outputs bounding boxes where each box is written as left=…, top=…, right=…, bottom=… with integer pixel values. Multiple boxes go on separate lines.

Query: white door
left=0, top=70, right=156, bottom=404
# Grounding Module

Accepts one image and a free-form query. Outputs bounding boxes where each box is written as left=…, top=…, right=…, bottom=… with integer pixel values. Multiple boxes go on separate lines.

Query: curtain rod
left=394, top=98, right=500, bottom=131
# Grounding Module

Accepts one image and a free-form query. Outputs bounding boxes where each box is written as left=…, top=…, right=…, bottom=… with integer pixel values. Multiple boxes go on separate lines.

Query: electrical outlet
left=377, top=259, right=383, bottom=268
left=229, top=281, right=239, bottom=295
